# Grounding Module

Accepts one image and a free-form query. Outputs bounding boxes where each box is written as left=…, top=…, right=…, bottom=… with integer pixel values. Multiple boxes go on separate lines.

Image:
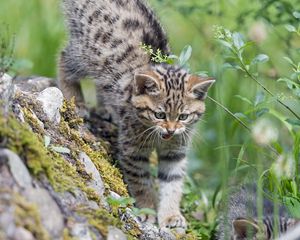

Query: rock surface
left=24, top=188, right=64, bottom=239
left=79, top=151, right=107, bottom=207
left=0, top=73, right=14, bottom=116
left=36, top=87, right=64, bottom=124
left=0, top=75, right=186, bottom=240
left=107, top=226, right=127, bottom=240
left=0, top=149, right=32, bottom=189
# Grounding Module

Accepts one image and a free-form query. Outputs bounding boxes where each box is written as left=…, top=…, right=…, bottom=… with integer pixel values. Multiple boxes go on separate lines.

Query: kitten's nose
left=167, top=129, right=175, bottom=135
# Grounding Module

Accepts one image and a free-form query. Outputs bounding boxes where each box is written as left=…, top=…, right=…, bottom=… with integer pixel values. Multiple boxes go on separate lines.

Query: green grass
left=0, top=0, right=65, bottom=76
left=1, top=0, right=300, bottom=238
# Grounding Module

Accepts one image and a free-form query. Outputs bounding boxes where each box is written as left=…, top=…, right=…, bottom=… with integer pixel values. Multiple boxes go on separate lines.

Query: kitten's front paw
left=159, top=213, right=187, bottom=229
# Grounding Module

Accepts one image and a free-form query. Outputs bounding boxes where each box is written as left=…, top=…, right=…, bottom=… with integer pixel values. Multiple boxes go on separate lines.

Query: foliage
left=0, top=24, right=15, bottom=75
left=44, top=135, right=71, bottom=154
left=213, top=20, right=300, bottom=221
left=141, top=43, right=174, bottom=64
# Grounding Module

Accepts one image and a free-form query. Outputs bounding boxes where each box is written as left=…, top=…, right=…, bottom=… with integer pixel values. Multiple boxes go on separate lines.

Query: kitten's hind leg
left=157, top=149, right=187, bottom=230
left=58, top=49, right=85, bottom=106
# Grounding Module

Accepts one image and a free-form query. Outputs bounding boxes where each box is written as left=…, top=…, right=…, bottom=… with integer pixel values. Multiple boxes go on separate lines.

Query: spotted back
left=62, top=0, right=169, bottom=79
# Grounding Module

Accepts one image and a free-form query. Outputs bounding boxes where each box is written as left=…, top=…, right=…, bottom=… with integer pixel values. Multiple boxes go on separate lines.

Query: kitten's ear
left=232, top=218, right=259, bottom=238
left=187, top=76, right=215, bottom=100
left=134, top=72, right=160, bottom=96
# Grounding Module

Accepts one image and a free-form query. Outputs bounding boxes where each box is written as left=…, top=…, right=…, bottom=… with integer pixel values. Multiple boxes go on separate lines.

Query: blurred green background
left=1, top=0, right=299, bottom=238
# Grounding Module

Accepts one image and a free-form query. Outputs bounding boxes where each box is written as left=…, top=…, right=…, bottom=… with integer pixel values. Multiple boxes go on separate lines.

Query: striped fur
left=58, top=0, right=215, bottom=229
left=218, top=185, right=299, bottom=239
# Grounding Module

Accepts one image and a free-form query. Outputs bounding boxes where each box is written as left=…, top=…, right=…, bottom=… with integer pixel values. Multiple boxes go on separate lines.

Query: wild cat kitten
left=59, top=0, right=215, bottom=229
left=217, top=185, right=299, bottom=240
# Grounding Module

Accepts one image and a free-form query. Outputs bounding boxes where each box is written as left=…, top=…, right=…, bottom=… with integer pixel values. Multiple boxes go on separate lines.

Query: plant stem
left=207, top=96, right=251, bottom=131
left=208, top=95, right=279, bottom=156
left=236, top=53, right=300, bottom=121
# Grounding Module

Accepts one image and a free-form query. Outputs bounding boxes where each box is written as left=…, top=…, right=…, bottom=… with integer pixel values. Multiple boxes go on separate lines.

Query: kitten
left=217, top=185, right=299, bottom=239
left=59, top=0, right=215, bottom=229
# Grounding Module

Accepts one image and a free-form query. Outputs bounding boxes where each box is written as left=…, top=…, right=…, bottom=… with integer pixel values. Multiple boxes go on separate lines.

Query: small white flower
left=248, top=21, right=267, bottom=44
left=252, top=118, right=278, bottom=146
left=272, top=154, right=295, bottom=179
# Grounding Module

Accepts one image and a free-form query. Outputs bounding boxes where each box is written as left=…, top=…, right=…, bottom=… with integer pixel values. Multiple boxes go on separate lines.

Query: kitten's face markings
left=132, top=67, right=215, bottom=140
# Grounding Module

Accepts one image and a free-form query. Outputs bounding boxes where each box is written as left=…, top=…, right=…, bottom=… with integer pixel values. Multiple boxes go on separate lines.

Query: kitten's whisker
left=137, top=128, right=157, bottom=153
left=182, top=130, right=193, bottom=146
left=150, top=129, right=158, bottom=150
left=186, top=127, right=202, bottom=141
left=134, top=126, right=156, bottom=142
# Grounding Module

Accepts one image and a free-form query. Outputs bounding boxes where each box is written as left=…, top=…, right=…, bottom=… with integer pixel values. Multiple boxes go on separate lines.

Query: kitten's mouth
left=161, top=133, right=173, bottom=140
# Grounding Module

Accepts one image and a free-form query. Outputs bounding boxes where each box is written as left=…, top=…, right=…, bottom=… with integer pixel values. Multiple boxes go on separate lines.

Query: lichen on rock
left=0, top=75, right=197, bottom=240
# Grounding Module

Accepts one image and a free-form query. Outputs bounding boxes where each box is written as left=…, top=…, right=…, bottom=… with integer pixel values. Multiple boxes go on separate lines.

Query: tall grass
left=0, top=0, right=65, bottom=76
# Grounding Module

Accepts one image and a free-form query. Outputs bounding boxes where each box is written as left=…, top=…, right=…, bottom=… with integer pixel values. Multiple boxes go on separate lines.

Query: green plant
left=213, top=25, right=300, bottom=121
left=214, top=24, right=300, bottom=219
left=141, top=43, right=175, bottom=64
left=44, top=135, right=71, bottom=154
left=107, top=196, right=135, bottom=208
left=0, top=24, right=15, bottom=75
left=285, top=11, right=300, bottom=36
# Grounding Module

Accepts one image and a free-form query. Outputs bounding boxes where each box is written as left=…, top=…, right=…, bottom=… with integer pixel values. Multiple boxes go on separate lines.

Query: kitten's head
left=232, top=217, right=299, bottom=240
left=131, top=64, right=215, bottom=140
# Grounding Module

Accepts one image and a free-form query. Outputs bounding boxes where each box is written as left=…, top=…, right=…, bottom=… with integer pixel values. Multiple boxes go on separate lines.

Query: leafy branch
left=141, top=43, right=174, bottom=64
left=213, top=25, right=300, bottom=121
left=141, top=43, right=196, bottom=68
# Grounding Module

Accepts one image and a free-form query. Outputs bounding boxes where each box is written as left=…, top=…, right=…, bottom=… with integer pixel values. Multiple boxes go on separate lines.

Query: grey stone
left=121, top=208, right=176, bottom=240
left=13, top=227, right=35, bottom=240
left=24, top=188, right=64, bottom=239
left=12, top=104, right=25, bottom=123
left=0, top=73, right=14, bottom=116
left=15, top=76, right=56, bottom=92
left=107, top=226, right=127, bottom=240
left=58, top=189, right=88, bottom=207
left=70, top=223, right=92, bottom=240
left=139, top=224, right=176, bottom=240
left=79, top=152, right=107, bottom=207
left=159, top=228, right=177, bottom=240
left=36, top=87, right=63, bottom=124
left=0, top=149, right=32, bottom=189
left=109, top=191, right=121, bottom=200
left=0, top=206, right=16, bottom=238
left=0, top=162, right=17, bottom=189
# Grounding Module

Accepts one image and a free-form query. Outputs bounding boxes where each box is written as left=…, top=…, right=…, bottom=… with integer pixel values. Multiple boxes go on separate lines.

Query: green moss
left=22, top=107, right=45, bottom=134
left=79, top=208, right=119, bottom=237
left=60, top=98, right=84, bottom=128
left=0, top=115, right=101, bottom=205
left=178, top=232, right=198, bottom=240
left=0, top=98, right=139, bottom=238
left=13, top=192, right=50, bottom=240
left=59, top=99, right=128, bottom=196
left=77, top=207, right=140, bottom=239
left=0, top=114, right=49, bottom=175
left=63, top=228, right=76, bottom=240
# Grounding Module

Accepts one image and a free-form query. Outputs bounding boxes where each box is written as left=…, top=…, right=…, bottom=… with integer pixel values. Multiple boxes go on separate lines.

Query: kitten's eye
left=178, top=114, right=189, bottom=121
left=154, top=112, right=166, bottom=119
